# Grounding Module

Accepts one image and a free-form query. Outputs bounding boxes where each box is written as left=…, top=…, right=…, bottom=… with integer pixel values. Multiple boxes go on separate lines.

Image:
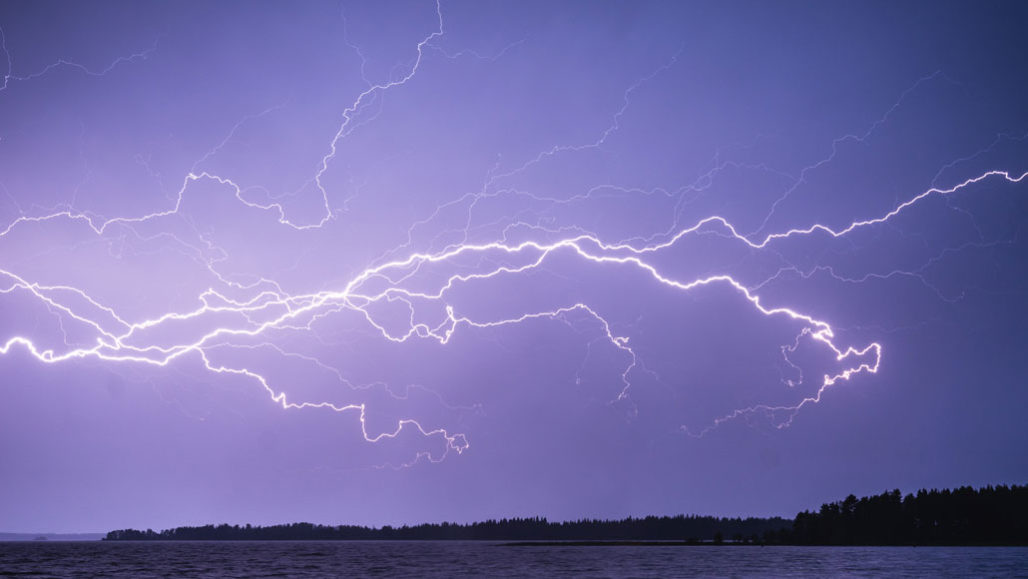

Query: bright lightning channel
left=1, top=0, right=1025, bottom=464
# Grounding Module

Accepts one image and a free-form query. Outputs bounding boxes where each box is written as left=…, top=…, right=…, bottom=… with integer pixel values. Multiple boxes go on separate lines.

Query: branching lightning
left=1, top=0, right=1025, bottom=467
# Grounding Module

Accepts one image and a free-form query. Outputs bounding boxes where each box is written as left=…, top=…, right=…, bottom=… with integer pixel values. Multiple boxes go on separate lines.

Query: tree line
left=781, top=483, right=1028, bottom=545
left=104, top=483, right=1028, bottom=545
left=104, top=515, right=787, bottom=543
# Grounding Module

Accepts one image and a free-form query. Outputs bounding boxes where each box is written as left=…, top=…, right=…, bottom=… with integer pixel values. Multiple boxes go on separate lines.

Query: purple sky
left=2, top=1, right=1027, bottom=533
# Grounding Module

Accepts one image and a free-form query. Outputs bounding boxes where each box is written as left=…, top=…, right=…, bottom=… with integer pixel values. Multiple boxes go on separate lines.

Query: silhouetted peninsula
left=784, top=483, right=1028, bottom=546
left=104, top=483, right=1027, bottom=545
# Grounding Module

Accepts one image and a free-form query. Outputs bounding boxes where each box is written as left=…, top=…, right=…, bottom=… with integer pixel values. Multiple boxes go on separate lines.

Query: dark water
left=1, top=541, right=1026, bottom=578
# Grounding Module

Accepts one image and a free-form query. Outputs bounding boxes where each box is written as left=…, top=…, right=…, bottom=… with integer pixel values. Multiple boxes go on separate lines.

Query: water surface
left=1, top=541, right=1026, bottom=577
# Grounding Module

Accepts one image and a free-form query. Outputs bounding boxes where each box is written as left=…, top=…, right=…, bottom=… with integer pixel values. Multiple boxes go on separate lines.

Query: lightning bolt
left=0, top=25, right=161, bottom=93
left=1, top=0, right=1026, bottom=467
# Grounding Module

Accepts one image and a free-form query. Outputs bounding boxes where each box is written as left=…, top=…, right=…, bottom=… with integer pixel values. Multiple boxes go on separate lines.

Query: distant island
left=104, top=515, right=788, bottom=543
left=0, top=532, right=105, bottom=542
left=104, top=483, right=1027, bottom=546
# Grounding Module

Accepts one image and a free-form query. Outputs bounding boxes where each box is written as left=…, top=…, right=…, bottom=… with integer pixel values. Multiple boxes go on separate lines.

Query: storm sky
left=2, top=0, right=1027, bottom=533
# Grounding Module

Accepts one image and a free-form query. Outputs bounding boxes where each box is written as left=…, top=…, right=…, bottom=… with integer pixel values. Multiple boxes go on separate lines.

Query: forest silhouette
left=104, top=483, right=1027, bottom=545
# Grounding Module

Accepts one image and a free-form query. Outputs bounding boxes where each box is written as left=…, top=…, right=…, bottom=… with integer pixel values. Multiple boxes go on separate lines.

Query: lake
left=1, top=541, right=1026, bottom=577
